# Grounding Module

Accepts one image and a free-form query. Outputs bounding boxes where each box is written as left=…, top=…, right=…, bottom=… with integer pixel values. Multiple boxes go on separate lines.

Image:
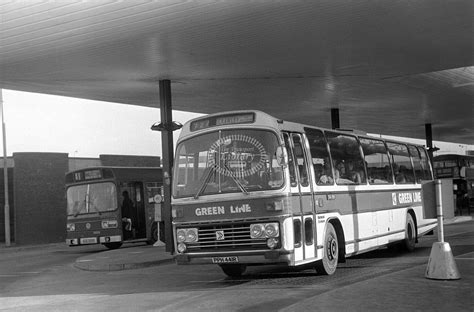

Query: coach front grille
left=186, top=222, right=270, bottom=252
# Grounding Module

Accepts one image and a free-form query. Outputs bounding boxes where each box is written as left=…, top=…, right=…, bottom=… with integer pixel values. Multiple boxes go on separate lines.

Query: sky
left=0, top=89, right=203, bottom=158
left=0, top=89, right=472, bottom=159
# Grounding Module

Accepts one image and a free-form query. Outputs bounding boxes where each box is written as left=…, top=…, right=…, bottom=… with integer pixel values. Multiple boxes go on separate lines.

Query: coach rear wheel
left=219, top=264, right=247, bottom=278
left=403, top=213, right=416, bottom=252
left=315, top=223, right=338, bottom=275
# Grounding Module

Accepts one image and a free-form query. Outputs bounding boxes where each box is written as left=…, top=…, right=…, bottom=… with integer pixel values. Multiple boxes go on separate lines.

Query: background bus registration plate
left=80, top=237, right=97, bottom=244
left=212, top=256, right=239, bottom=264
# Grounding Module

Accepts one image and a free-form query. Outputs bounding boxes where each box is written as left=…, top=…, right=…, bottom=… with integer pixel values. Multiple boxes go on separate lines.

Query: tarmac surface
left=1, top=215, right=472, bottom=311
left=73, top=243, right=173, bottom=271
left=72, top=215, right=473, bottom=272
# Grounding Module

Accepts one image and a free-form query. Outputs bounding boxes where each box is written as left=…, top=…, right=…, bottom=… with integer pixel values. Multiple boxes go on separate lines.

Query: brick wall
left=99, top=154, right=161, bottom=167
left=0, top=168, right=14, bottom=243
left=13, top=152, right=69, bottom=245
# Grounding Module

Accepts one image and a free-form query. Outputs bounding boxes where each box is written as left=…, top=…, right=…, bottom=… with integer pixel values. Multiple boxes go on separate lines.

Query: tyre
left=147, top=222, right=158, bottom=245
left=403, top=213, right=416, bottom=252
left=103, top=242, right=122, bottom=250
left=315, top=222, right=338, bottom=275
left=219, top=264, right=247, bottom=278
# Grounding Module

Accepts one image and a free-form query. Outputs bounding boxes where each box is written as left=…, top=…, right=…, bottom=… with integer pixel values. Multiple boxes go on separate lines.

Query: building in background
left=0, top=153, right=160, bottom=246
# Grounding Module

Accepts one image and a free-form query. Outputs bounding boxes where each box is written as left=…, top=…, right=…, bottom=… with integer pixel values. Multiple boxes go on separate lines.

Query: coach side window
left=292, top=134, right=310, bottom=187
left=326, top=132, right=366, bottom=185
left=387, top=142, right=415, bottom=184
left=305, top=128, right=333, bottom=185
left=408, top=145, right=427, bottom=183
left=417, top=146, right=433, bottom=180
left=360, top=138, right=392, bottom=184
left=283, top=133, right=298, bottom=187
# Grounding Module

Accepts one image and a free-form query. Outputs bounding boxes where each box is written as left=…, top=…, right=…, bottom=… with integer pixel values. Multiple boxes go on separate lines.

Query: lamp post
left=0, top=89, right=11, bottom=246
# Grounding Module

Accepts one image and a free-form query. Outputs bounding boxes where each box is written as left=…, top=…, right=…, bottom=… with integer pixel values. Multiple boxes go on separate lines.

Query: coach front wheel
left=315, top=223, right=338, bottom=275
left=219, top=264, right=247, bottom=278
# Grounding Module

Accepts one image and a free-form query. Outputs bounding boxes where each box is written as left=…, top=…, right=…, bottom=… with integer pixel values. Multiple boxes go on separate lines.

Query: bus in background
left=171, top=110, right=437, bottom=277
left=66, top=166, right=163, bottom=249
left=433, top=154, right=474, bottom=214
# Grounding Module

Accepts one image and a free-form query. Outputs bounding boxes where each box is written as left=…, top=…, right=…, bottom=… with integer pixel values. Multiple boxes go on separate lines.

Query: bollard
left=425, top=179, right=460, bottom=280
left=153, top=221, right=166, bottom=247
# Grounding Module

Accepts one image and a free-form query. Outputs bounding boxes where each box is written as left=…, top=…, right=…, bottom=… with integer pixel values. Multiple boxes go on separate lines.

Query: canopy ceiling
left=0, top=0, right=473, bottom=144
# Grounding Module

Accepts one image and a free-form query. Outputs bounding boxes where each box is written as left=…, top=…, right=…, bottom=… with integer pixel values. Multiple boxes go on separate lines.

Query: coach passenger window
left=326, top=132, right=366, bottom=185
left=387, top=142, right=415, bottom=184
left=418, top=147, right=433, bottom=180
left=283, top=133, right=298, bottom=187
left=360, top=138, right=392, bottom=184
left=408, top=145, right=426, bottom=183
left=305, top=128, right=333, bottom=185
left=292, top=134, right=309, bottom=187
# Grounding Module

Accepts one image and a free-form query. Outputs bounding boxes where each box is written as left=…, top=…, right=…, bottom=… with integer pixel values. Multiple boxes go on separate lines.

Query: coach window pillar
left=331, top=108, right=340, bottom=130
left=152, top=79, right=182, bottom=253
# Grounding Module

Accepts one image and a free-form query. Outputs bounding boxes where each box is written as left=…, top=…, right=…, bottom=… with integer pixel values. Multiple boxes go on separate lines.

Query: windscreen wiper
left=194, top=165, right=217, bottom=199
left=73, top=200, right=85, bottom=217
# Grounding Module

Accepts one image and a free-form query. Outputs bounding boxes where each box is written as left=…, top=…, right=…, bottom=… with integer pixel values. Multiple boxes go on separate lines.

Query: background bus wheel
left=403, top=213, right=416, bottom=252
left=219, top=264, right=246, bottom=278
left=147, top=223, right=158, bottom=245
left=103, top=242, right=122, bottom=250
left=315, top=223, right=338, bottom=275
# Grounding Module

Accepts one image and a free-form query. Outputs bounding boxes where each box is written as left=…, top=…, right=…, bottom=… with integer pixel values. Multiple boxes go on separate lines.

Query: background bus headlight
left=264, top=223, right=279, bottom=237
left=67, top=223, right=75, bottom=232
left=250, top=224, right=265, bottom=238
left=101, top=220, right=118, bottom=229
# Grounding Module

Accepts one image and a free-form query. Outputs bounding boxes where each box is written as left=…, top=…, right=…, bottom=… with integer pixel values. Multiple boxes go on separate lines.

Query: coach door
left=284, top=132, right=316, bottom=265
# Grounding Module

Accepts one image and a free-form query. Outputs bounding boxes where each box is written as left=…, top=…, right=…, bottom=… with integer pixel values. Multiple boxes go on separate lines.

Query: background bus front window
left=67, top=182, right=117, bottom=216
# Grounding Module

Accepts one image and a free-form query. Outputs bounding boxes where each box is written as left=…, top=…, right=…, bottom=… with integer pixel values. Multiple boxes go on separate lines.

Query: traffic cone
left=425, top=242, right=461, bottom=280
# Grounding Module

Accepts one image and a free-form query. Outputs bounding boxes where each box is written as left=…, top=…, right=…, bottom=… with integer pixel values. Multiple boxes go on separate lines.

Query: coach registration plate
left=211, top=256, right=239, bottom=264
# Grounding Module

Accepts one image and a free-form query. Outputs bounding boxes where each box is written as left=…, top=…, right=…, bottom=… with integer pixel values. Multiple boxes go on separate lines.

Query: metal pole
left=331, top=108, right=340, bottom=130
left=425, top=123, right=434, bottom=162
left=159, top=80, right=174, bottom=253
left=435, top=179, right=444, bottom=243
left=0, top=89, right=11, bottom=246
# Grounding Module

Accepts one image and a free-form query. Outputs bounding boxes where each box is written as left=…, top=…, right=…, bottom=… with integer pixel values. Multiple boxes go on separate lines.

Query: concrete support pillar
left=331, top=108, right=340, bottom=130
left=159, top=80, right=174, bottom=253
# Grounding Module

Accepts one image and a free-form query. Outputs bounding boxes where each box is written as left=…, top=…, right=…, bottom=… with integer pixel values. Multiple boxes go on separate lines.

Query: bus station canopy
left=0, top=1, right=473, bottom=144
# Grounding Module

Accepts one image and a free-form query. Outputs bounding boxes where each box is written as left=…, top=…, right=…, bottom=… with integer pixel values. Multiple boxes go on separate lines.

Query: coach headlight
left=176, top=229, right=186, bottom=243
left=177, top=243, right=187, bottom=253
left=250, top=224, right=265, bottom=238
left=264, top=223, right=279, bottom=237
left=176, top=228, right=198, bottom=243
left=185, top=228, right=198, bottom=243
left=267, top=237, right=279, bottom=249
